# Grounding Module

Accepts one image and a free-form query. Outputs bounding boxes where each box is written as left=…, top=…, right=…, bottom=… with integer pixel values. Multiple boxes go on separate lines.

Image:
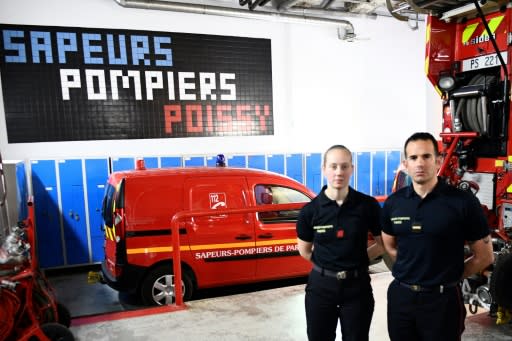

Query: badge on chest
left=411, top=221, right=422, bottom=233
left=313, top=225, right=333, bottom=233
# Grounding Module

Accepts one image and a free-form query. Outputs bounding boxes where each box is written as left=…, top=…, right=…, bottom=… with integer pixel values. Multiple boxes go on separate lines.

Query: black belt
left=395, top=280, right=460, bottom=293
left=312, top=263, right=363, bottom=280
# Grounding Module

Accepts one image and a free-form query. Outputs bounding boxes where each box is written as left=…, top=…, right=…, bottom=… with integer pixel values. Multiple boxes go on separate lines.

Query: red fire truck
left=388, top=0, right=512, bottom=323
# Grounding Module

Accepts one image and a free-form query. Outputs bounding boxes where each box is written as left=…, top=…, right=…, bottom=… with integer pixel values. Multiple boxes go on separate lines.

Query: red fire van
left=100, top=165, right=317, bottom=305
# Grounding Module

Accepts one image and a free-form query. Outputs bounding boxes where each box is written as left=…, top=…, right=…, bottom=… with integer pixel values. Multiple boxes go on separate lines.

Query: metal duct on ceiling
left=114, top=0, right=355, bottom=34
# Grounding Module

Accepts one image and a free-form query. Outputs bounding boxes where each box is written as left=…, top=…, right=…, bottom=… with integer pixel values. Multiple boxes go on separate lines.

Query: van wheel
left=40, top=322, right=75, bottom=341
left=141, top=265, right=193, bottom=306
left=57, top=302, right=72, bottom=327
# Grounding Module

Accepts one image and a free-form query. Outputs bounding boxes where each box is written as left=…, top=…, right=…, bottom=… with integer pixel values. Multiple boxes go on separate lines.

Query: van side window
left=254, top=184, right=310, bottom=223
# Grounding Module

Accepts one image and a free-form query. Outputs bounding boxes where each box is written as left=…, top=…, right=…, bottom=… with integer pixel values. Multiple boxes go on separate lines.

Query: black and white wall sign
left=0, top=24, right=273, bottom=142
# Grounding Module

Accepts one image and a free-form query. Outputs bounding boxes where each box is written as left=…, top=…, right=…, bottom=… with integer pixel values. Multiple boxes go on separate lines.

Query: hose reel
left=451, top=74, right=498, bottom=136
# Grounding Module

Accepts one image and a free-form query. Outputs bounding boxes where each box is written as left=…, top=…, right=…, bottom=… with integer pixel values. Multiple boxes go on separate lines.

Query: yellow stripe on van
left=189, top=242, right=255, bottom=250
left=256, top=239, right=297, bottom=247
left=187, top=239, right=296, bottom=250
left=105, top=226, right=113, bottom=241
left=126, top=239, right=298, bottom=254
left=127, top=246, right=190, bottom=255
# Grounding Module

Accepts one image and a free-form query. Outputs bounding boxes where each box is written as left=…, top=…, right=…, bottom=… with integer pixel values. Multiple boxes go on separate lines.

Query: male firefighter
left=381, top=132, right=494, bottom=340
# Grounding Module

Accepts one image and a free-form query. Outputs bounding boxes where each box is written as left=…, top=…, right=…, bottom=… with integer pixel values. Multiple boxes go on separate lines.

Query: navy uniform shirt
left=381, top=179, right=489, bottom=286
left=296, top=186, right=381, bottom=271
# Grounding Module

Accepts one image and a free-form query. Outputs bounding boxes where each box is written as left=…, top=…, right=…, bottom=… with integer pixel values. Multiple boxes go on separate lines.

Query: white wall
left=0, top=0, right=441, bottom=160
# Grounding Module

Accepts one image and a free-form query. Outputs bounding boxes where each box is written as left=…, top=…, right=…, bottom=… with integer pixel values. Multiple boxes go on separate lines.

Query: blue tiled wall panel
left=248, top=155, right=265, bottom=170
left=59, top=159, right=88, bottom=265
left=184, top=156, right=205, bottom=167
left=206, top=156, right=217, bottom=167
left=112, top=157, right=135, bottom=172
left=31, top=160, right=64, bottom=268
left=349, top=152, right=356, bottom=188
left=286, top=154, right=303, bottom=184
left=356, top=152, right=371, bottom=195
left=305, top=153, right=321, bottom=194
left=386, top=151, right=402, bottom=194
left=372, top=151, right=386, bottom=196
left=85, top=158, right=109, bottom=263
left=143, top=157, right=159, bottom=169
left=16, top=162, right=28, bottom=221
left=228, top=155, right=246, bottom=168
left=161, top=156, right=182, bottom=168
left=267, top=154, right=284, bottom=175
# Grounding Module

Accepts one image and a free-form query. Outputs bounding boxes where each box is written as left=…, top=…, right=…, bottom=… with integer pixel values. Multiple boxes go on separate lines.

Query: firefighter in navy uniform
left=381, top=132, right=494, bottom=341
left=296, top=144, right=384, bottom=341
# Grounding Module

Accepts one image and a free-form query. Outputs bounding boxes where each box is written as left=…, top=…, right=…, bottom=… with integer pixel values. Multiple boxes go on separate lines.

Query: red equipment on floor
left=0, top=199, right=74, bottom=341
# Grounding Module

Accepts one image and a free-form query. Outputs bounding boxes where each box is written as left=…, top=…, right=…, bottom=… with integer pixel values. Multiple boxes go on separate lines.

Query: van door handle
left=235, top=234, right=252, bottom=240
left=258, top=233, right=273, bottom=239
left=185, top=220, right=197, bottom=230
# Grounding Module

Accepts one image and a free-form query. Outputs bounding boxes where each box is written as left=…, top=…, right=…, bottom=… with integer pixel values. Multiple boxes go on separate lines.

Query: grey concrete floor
left=47, top=262, right=512, bottom=340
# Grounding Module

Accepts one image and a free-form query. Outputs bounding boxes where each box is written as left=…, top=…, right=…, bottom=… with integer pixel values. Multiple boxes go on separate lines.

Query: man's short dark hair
left=404, top=132, right=439, bottom=157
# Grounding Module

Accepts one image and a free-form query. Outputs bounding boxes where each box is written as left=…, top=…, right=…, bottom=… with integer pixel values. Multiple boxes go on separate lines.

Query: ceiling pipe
left=285, top=7, right=377, bottom=20
left=275, top=0, right=303, bottom=10
left=386, top=0, right=410, bottom=21
left=113, top=0, right=355, bottom=32
left=249, top=0, right=272, bottom=11
left=320, top=0, right=336, bottom=9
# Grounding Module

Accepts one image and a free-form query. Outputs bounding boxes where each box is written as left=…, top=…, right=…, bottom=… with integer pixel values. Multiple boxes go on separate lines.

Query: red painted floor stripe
left=71, top=304, right=188, bottom=326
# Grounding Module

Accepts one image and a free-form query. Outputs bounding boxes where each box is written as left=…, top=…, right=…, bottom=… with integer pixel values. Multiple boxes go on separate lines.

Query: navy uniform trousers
left=387, top=280, right=466, bottom=341
left=305, top=270, right=374, bottom=341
